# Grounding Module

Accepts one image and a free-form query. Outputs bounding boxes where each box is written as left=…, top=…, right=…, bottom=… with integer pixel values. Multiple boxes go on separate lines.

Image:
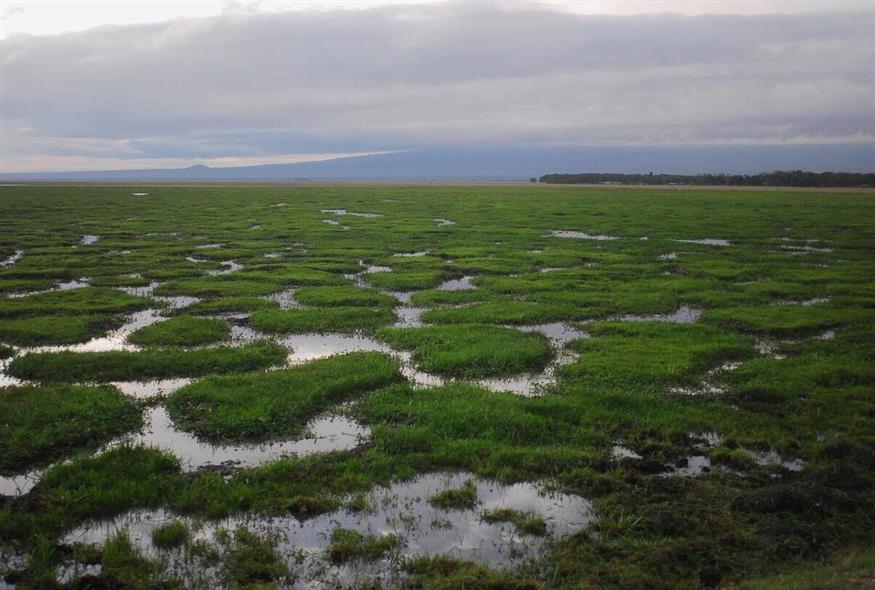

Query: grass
left=294, top=285, right=397, bottom=307
left=481, top=508, right=547, bottom=536
left=250, top=306, right=396, bottom=333
left=128, top=315, right=230, bottom=346
left=377, top=324, right=554, bottom=378
left=166, top=352, right=403, bottom=442
left=6, top=342, right=286, bottom=382
left=327, top=528, right=400, bottom=563
left=0, top=385, right=142, bottom=473
left=564, top=321, right=755, bottom=391
left=0, top=314, right=120, bottom=346
left=151, top=520, right=190, bottom=549
left=0, top=183, right=873, bottom=589
left=218, top=527, right=291, bottom=588
left=429, top=480, right=479, bottom=510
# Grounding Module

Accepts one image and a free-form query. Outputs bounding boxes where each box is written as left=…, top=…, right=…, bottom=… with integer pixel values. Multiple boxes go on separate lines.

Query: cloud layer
left=2, top=3, right=873, bottom=171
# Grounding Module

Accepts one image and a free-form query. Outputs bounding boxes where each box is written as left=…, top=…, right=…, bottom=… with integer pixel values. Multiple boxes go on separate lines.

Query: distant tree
left=529, top=177, right=537, bottom=183
left=538, top=171, right=875, bottom=188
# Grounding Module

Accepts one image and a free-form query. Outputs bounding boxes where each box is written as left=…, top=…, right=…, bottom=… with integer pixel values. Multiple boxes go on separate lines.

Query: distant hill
left=2, top=144, right=873, bottom=182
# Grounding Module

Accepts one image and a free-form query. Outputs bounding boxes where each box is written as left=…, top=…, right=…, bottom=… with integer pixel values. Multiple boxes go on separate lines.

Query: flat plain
left=0, top=184, right=873, bottom=589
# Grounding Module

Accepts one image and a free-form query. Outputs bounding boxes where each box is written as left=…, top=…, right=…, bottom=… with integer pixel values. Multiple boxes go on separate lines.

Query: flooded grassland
left=1, top=184, right=874, bottom=589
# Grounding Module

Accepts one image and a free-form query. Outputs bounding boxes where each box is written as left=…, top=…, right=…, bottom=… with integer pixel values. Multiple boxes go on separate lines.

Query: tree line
left=539, top=170, right=875, bottom=188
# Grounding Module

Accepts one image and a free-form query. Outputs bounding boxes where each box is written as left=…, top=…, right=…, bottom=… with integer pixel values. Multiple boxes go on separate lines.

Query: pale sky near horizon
left=1, top=0, right=873, bottom=172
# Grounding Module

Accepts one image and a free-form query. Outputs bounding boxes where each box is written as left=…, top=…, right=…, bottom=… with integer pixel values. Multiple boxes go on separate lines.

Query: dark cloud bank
left=1, top=3, right=873, bottom=177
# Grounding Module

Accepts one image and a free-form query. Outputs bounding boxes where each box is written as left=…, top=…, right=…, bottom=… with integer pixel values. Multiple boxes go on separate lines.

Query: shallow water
left=658, top=252, right=678, bottom=260
left=131, top=192, right=149, bottom=196
left=393, top=251, right=429, bottom=257
left=206, top=260, right=243, bottom=276
left=0, top=249, right=23, bottom=268
left=673, top=238, right=730, bottom=247
left=322, top=219, right=349, bottom=230
left=22, top=309, right=165, bottom=355
left=80, top=234, right=100, bottom=246
left=265, top=287, right=302, bottom=310
left=60, top=472, right=593, bottom=588
left=550, top=230, right=619, bottom=241
left=8, top=277, right=91, bottom=298
left=434, top=218, right=456, bottom=226
left=436, top=275, right=475, bottom=291
left=109, top=406, right=372, bottom=472
left=112, top=378, right=192, bottom=400
left=620, top=305, right=703, bottom=324
left=514, top=322, right=589, bottom=347
left=320, top=209, right=382, bottom=218
left=195, top=243, right=225, bottom=249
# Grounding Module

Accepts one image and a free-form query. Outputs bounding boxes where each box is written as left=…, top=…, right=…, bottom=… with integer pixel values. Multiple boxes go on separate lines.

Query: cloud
left=1, top=3, right=873, bottom=172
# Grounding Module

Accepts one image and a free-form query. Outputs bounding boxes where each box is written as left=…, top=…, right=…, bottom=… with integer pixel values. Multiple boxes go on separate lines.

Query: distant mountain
left=2, top=144, right=873, bottom=182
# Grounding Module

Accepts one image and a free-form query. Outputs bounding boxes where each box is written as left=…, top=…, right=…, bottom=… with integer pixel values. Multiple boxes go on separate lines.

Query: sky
left=1, top=0, right=873, bottom=173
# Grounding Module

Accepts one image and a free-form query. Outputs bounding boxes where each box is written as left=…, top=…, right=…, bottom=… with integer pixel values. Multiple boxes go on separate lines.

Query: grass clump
left=6, top=342, right=286, bottom=382
left=481, top=508, right=547, bottom=536
left=703, top=305, right=874, bottom=338
left=250, top=306, right=395, bottom=333
left=0, top=287, right=151, bottom=318
left=186, top=296, right=278, bottom=315
left=403, top=555, right=541, bottom=589
left=0, top=385, right=142, bottom=473
left=167, top=352, right=402, bottom=442
left=218, top=527, right=291, bottom=588
left=429, top=480, right=479, bottom=510
left=377, top=324, right=553, bottom=378
left=0, top=343, right=13, bottom=359
left=0, top=315, right=119, bottom=346
left=294, top=285, right=396, bottom=307
left=128, top=315, right=230, bottom=346
left=564, top=322, right=753, bottom=391
left=364, top=269, right=446, bottom=291
left=327, top=528, right=400, bottom=563
left=151, top=520, right=190, bottom=550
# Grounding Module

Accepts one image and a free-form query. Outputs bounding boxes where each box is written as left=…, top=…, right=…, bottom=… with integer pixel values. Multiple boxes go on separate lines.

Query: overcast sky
left=1, top=0, right=873, bottom=172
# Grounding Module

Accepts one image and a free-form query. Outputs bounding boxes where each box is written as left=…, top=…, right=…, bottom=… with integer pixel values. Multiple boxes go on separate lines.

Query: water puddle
left=549, top=230, right=619, bottom=241
left=185, top=255, right=208, bottom=264
left=322, top=219, right=350, bottom=230
left=658, top=252, right=678, bottom=260
left=393, top=251, right=429, bottom=257
left=112, top=378, right=192, bottom=400
left=131, top=192, right=149, bottom=196
left=196, top=243, right=225, bottom=249
left=21, top=309, right=165, bottom=354
left=8, top=277, right=91, bottom=298
left=779, top=245, right=833, bottom=254
left=264, top=252, right=283, bottom=258
left=80, top=235, right=101, bottom=246
left=619, top=305, right=703, bottom=324
left=611, top=445, right=642, bottom=460
left=476, top=350, right=577, bottom=397
left=0, top=409, right=371, bottom=498
left=106, top=406, right=372, bottom=473
left=434, top=218, right=456, bottom=226
left=206, top=260, right=243, bottom=276
left=673, top=238, right=730, bottom=247
left=265, top=288, right=302, bottom=310
left=60, top=472, right=592, bottom=588
left=0, top=249, right=23, bottom=268
left=514, top=322, right=589, bottom=347
left=436, top=276, right=475, bottom=291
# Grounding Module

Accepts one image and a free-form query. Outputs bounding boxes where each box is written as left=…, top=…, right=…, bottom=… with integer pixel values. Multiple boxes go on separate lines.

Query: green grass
left=327, top=528, right=400, bottom=563
left=151, top=520, right=190, bottom=550
left=731, top=548, right=875, bottom=589
left=166, top=352, right=402, bottom=442
left=0, top=287, right=151, bottom=318
left=6, top=342, right=286, bottom=382
left=0, top=315, right=120, bottom=346
left=250, top=306, right=396, bottom=333
left=481, top=508, right=547, bottom=536
left=0, top=183, right=873, bottom=589
left=293, top=285, right=396, bottom=307
left=0, top=385, right=142, bottom=473
left=564, top=322, right=755, bottom=391
left=128, top=315, right=230, bottom=346
left=429, top=480, right=479, bottom=510
left=218, top=527, right=291, bottom=588
left=378, top=324, right=553, bottom=378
